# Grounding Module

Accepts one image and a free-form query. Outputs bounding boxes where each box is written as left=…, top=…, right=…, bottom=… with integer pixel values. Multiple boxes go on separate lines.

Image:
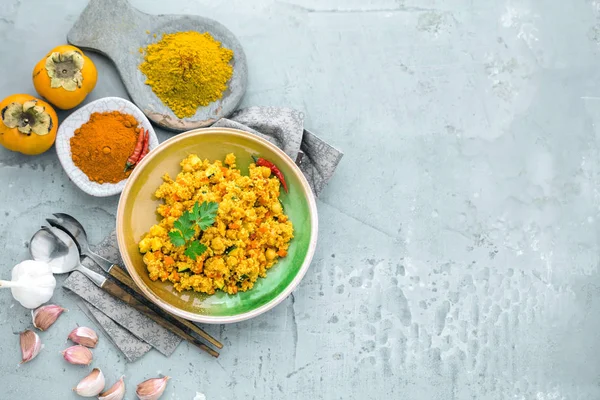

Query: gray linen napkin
left=63, top=231, right=181, bottom=359
left=213, top=107, right=343, bottom=197
left=76, top=297, right=152, bottom=362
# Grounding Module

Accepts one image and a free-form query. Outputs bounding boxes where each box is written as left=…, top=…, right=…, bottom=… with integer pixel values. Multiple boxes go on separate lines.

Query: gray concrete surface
left=1, top=0, right=599, bottom=399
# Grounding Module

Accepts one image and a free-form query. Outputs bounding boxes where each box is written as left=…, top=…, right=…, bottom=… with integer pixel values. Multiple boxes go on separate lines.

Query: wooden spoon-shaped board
left=68, top=0, right=247, bottom=132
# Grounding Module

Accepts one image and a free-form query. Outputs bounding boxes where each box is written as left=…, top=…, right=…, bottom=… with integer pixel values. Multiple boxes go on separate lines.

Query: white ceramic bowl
left=55, top=97, right=159, bottom=197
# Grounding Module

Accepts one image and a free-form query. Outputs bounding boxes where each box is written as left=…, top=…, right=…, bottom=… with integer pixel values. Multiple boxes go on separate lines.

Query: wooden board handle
left=108, top=265, right=223, bottom=349
left=100, top=279, right=219, bottom=358
left=67, top=0, right=140, bottom=59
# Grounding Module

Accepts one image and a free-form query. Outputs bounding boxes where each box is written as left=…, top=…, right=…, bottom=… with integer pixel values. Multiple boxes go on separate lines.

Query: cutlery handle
left=86, top=251, right=115, bottom=272
left=107, top=264, right=138, bottom=290
left=100, top=279, right=219, bottom=358
left=107, top=264, right=223, bottom=350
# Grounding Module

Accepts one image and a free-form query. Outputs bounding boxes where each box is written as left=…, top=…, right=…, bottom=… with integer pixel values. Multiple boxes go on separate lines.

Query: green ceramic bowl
left=116, top=128, right=318, bottom=324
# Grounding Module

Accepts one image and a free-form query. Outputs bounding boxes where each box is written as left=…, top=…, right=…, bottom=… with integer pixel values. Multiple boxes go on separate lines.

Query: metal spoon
left=46, top=213, right=114, bottom=271
left=30, top=227, right=106, bottom=285
left=29, top=227, right=69, bottom=264
left=46, top=213, right=137, bottom=289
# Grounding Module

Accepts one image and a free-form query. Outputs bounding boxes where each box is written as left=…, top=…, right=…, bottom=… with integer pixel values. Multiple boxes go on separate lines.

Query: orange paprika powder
left=70, top=111, right=140, bottom=184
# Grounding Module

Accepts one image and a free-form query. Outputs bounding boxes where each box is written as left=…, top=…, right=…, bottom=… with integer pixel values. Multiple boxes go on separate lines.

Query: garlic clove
left=19, top=329, right=42, bottom=364
left=136, top=376, right=170, bottom=400
left=68, top=326, right=98, bottom=348
left=99, top=376, right=125, bottom=400
left=73, top=368, right=105, bottom=397
left=32, top=304, right=66, bottom=331
left=62, top=345, right=93, bottom=365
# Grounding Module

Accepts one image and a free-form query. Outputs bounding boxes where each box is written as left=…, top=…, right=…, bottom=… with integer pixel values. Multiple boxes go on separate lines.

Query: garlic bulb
left=62, top=345, right=93, bottom=365
left=20, top=329, right=42, bottom=363
left=73, top=368, right=105, bottom=397
left=136, top=376, right=170, bottom=400
left=0, top=260, right=56, bottom=309
left=32, top=304, right=66, bottom=331
left=68, top=326, right=98, bottom=348
left=99, top=376, right=125, bottom=400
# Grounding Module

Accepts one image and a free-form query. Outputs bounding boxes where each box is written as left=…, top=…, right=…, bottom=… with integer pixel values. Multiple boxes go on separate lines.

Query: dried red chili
left=252, top=155, right=288, bottom=193
left=137, top=129, right=150, bottom=164
left=125, top=127, right=145, bottom=171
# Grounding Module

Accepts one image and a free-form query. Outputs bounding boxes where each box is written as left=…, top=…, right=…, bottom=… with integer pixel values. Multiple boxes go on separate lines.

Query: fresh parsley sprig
left=168, top=201, right=219, bottom=260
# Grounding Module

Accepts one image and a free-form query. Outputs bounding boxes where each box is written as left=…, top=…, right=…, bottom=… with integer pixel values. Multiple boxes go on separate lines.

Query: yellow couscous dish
left=138, top=153, right=294, bottom=295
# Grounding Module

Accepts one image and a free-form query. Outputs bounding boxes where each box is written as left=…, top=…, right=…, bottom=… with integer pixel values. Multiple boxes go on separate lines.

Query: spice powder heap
left=70, top=111, right=140, bottom=184
left=138, top=31, right=234, bottom=119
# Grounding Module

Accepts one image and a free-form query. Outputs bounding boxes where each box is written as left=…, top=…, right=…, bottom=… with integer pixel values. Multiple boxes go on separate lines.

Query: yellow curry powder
left=139, top=31, right=234, bottom=119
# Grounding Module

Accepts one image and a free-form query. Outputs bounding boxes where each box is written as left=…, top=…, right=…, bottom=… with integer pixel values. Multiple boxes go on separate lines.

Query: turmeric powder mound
left=70, top=111, right=139, bottom=184
left=139, top=31, right=234, bottom=119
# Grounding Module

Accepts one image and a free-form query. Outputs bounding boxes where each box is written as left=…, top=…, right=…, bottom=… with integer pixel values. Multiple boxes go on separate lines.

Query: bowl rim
left=116, top=127, right=319, bottom=324
left=55, top=96, right=159, bottom=197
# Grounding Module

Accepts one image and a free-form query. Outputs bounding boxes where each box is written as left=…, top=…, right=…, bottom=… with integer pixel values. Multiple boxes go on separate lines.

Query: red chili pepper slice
left=252, top=155, right=288, bottom=193
left=125, top=127, right=145, bottom=172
